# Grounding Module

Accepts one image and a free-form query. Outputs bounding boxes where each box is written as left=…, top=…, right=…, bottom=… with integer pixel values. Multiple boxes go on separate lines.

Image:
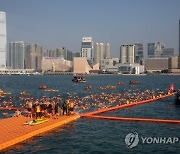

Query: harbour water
left=0, top=75, right=180, bottom=153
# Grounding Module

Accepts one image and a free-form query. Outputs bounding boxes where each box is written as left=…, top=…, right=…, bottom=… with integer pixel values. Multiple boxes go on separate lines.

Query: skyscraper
left=120, top=45, right=135, bottom=64
left=9, top=41, right=26, bottom=69
left=25, top=44, right=43, bottom=70
left=134, top=43, right=143, bottom=64
left=0, top=12, right=7, bottom=68
left=179, top=20, right=180, bottom=55
left=154, top=42, right=165, bottom=56
left=105, top=43, right=111, bottom=59
left=81, top=37, right=93, bottom=65
left=94, top=43, right=101, bottom=65
left=56, top=47, right=66, bottom=59
left=147, top=43, right=155, bottom=56
left=148, top=42, right=165, bottom=57
left=94, top=43, right=111, bottom=65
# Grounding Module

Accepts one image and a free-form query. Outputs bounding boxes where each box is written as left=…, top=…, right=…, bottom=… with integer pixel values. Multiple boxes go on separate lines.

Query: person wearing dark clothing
left=62, top=100, right=68, bottom=115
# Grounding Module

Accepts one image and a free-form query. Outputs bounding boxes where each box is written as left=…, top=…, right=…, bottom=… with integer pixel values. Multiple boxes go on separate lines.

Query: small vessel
left=2, top=91, right=11, bottom=95
left=20, top=91, right=30, bottom=95
left=117, top=82, right=125, bottom=85
left=44, top=89, right=59, bottom=92
left=99, top=86, right=106, bottom=90
left=39, top=85, right=47, bottom=89
left=85, top=86, right=92, bottom=90
left=72, top=76, right=86, bottom=83
left=106, top=85, right=116, bottom=89
left=129, top=81, right=140, bottom=85
left=175, top=91, right=180, bottom=105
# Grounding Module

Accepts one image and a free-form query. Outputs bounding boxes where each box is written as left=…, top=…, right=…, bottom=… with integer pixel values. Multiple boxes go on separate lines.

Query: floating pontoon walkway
left=84, top=115, right=180, bottom=124
left=0, top=92, right=177, bottom=151
left=81, top=92, right=176, bottom=116
left=81, top=92, right=180, bottom=124
left=0, top=114, right=80, bottom=151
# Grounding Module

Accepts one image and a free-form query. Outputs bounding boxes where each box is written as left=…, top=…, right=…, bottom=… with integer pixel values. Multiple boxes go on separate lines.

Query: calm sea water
left=0, top=75, right=180, bottom=154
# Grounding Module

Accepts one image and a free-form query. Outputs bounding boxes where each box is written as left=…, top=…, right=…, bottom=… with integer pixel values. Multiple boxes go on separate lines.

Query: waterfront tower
left=0, top=12, right=7, bottom=68
left=81, top=37, right=93, bottom=65
left=120, top=45, right=135, bottom=64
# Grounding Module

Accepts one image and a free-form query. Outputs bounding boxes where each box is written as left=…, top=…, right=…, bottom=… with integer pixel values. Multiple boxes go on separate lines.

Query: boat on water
left=85, top=86, right=92, bottom=90
left=129, top=80, right=141, bottom=85
left=44, top=89, right=59, bottom=92
left=175, top=91, right=180, bottom=105
left=20, top=91, right=30, bottom=95
left=2, top=91, right=11, bottom=95
left=39, top=85, right=47, bottom=89
left=72, top=76, right=86, bottom=83
left=117, top=82, right=125, bottom=85
left=106, top=85, right=116, bottom=89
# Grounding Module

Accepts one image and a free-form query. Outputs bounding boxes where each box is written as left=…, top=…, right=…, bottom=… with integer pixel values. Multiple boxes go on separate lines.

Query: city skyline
left=0, top=0, right=180, bottom=57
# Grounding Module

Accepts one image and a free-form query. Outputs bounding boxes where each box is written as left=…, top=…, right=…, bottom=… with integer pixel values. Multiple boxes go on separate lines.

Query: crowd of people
left=0, top=87, right=169, bottom=119
left=25, top=97, right=75, bottom=119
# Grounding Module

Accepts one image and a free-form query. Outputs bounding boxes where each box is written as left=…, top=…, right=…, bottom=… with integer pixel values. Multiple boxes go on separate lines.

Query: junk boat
left=72, top=76, right=86, bottom=83
left=175, top=91, right=180, bottom=105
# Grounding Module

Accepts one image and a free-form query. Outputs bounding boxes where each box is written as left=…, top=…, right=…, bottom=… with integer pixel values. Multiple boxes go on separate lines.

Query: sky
left=0, top=0, right=180, bottom=57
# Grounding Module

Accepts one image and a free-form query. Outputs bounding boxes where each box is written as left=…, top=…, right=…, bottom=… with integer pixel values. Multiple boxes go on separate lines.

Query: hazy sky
left=0, top=0, right=180, bottom=57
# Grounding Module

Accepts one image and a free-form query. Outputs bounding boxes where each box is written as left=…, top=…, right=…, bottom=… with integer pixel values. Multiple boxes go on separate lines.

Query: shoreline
left=0, top=73, right=179, bottom=76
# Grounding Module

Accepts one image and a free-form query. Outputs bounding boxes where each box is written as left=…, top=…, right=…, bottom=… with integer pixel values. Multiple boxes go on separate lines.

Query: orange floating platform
left=0, top=114, right=80, bottom=151
left=81, top=92, right=176, bottom=117
left=0, top=92, right=177, bottom=151
left=84, top=115, right=180, bottom=124
left=0, top=107, right=24, bottom=111
left=81, top=92, right=180, bottom=124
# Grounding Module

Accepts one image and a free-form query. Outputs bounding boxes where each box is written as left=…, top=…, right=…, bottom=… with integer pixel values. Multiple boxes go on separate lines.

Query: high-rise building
left=45, top=47, right=80, bottom=62
left=66, top=50, right=79, bottom=61
left=25, top=44, right=43, bottom=70
left=9, top=41, right=26, bottom=69
left=148, top=42, right=165, bottom=57
left=105, top=43, right=111, bottom=59
left=81, top=37, right=93, bottom=65
left=73, top=52, right=80, bottom=58
left=56, top=47, right=66, bottom=59
left=94, top=43, right=101, bottom=65
left=0, top=12, right=7, bottom=68
left=147, top=43, right=155, bottom=56
left=162, top=48, right=174, bottom=57
left=66, top=50, right=73, bottom=61
left=154, top=42, right=165, bottom=56
left=134, top=43, right=143, bottom=64
left=148, top=42, right=174, bottom=58
left=94, top=43, right=111, bottom=65
left=120, top=45, right=135, bottom=64
left=179, top=20, right=180, bottom=55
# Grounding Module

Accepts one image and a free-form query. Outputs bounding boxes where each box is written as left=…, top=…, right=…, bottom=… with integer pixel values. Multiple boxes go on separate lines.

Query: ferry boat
left=72, top=76, right=86, bottom=83
left=175, top=91, right=180, bottom=105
